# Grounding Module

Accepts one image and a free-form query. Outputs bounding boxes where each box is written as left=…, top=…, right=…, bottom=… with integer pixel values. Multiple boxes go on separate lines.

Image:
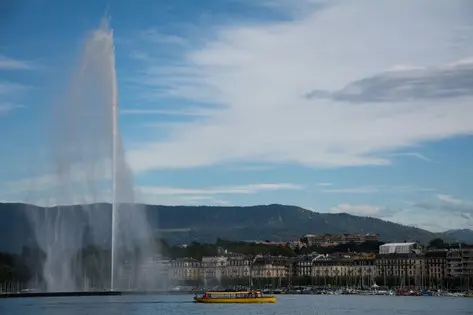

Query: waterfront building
left=446, top=247, right=473, bottom=290
left=224, top=255, right=251, bottom=280
left=251, top=255, right=289, bottom=288
left=462, top=248, right=473, bottom=290
left=310, top=254, right=376, bottom=287
left=424, top=250, right=447, bottom=288
left=376, top=254, right=425, bottom=288
left=252, top=256, right=288, bottom=278
left=352, top=254, right=377, bottom=287
left=447, top=249, right=463, bottom=278
left=201, top=256, right=227, bottom=286
left=123, top=256, right=171, bottom=290
left=170, top=258, right=201, bottom=283
left=296, top=255, right=313, bottom=277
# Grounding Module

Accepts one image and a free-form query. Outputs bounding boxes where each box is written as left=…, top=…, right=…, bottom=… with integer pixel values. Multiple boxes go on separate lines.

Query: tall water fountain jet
left=24, top=17, right=165, bottom=292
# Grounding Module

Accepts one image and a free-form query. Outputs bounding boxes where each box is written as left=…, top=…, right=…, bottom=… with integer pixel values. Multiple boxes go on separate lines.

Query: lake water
left=0, top=294, right=472, bottom=315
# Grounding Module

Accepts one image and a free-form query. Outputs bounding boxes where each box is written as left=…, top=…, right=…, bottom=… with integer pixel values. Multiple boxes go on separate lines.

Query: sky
left=1, top=0, right=473, bottom=232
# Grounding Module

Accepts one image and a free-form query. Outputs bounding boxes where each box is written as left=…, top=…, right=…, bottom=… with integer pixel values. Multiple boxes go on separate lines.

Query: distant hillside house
left=255, top=241, right=288, bottom=246
left=378, top=242, right=421, bottom=255
left=301, top=233, right=379, bottom=247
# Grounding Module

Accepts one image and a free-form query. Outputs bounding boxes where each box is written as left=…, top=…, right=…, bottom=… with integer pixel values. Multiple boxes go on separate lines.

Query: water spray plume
left=24, top=16, right=166, bottom=292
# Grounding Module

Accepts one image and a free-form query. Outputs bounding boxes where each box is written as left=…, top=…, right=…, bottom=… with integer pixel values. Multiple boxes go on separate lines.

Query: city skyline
left=1, top=0, right=473, bottom=232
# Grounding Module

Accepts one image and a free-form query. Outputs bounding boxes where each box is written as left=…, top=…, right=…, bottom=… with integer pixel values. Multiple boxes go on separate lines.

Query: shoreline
left=0, top=290, right=195, bottom=299
left=1, top=290, right=471, bottom=299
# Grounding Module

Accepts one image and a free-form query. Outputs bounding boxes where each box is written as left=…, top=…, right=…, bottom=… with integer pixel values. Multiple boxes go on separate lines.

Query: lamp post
left=248, top=255, right=261, bottom=290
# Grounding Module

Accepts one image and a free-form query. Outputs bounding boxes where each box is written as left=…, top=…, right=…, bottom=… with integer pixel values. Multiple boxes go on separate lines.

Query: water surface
left=0, top=294, right=472, bottom=315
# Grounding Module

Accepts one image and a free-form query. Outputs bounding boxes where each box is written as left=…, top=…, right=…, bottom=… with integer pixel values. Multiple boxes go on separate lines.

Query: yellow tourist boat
left=193, top=290, right=277, bottom=303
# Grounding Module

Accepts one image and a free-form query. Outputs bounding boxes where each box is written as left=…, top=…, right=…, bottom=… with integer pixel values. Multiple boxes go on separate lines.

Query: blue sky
left=1, top=0, right=473, bottom=232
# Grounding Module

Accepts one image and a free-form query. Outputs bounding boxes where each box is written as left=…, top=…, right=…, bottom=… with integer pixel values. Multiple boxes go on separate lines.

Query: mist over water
left=23, top=17, right=165, bottom=292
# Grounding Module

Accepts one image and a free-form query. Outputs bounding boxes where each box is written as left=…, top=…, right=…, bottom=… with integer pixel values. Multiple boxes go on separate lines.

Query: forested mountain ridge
left=0, top=203, right=449, bottom=252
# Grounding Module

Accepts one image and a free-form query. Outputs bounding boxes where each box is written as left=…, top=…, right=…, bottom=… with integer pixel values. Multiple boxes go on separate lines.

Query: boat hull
left=194, top=297, right=276, bottom=303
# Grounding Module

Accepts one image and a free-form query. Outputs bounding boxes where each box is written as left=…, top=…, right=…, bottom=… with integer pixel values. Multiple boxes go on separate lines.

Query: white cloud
left=2, top=175, right=302, bottom=206
left=0, top=55, right=35, bottom=70
left=137, top=182, right=303, bottom=196
left=0, top=103, right=22, bottom=115
left=389, top=207, right=473, bottom=232
left=320, top=186, right=380, bottom=194
left=139, top=28, right=188, bottom=46
left=0, top=81, right=29, bottom=116
left=316, top=182, right=333, bottom=187
left=120, top=108, right=218, bottom=116
left=330, top=203, right=388, bottom=218
left=2, top=159, right=113, bottom=201
left=129, top=51, right=150, bottom=61
left=387, top=152, right=432, bottom=162
left=1, top=185, right=230, bottom=207
left=413, top=194, right=472, bottom=213
left=436, top=194, right=464, bottom=205
left=0, top=81, right=28, bottom=95
left=133, top=192, right=231, bottom=206
left=227, top=164, right=273, bottom=171
left=307, top=56, right=473, bottom=102
left=392, top=194, right=473, bottom=231
left=392, top=186, right=436, bottom=193
left=135, top=182, right=302, bottom=206
left=318, top=184, right=435, bottom=194
left=125, top=0, right=473, bottom=172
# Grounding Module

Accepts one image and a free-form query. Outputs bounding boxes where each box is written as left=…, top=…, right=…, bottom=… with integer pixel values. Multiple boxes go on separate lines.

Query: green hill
left=0, top=202, right=446, bottom=252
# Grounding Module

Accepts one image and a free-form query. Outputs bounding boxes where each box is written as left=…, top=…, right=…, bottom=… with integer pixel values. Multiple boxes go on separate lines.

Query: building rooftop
left=379, top=242, right=420, bottom=255
left=380, top=242, right=416, bottom=247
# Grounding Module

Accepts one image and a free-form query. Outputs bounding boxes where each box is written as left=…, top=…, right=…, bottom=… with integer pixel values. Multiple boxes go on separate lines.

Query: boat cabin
left=197, top=290, right=264, bottom=299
